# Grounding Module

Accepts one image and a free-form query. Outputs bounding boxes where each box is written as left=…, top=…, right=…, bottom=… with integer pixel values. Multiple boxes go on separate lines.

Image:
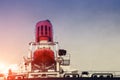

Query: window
left=41, top=25, right=43, bottom=35
left=45, top=25, right=47, bottom=35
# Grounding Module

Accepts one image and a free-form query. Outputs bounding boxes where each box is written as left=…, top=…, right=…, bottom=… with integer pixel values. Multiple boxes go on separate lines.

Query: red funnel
left=36, top=20, right=53, bottom=42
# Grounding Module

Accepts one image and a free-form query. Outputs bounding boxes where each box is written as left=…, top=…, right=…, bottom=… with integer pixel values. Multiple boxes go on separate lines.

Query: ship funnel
left=35, top=20, right=53, bottom=43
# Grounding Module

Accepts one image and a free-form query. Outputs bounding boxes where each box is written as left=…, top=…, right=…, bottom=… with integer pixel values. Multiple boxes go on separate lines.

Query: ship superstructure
left=20, top=20, right=73, bottom=78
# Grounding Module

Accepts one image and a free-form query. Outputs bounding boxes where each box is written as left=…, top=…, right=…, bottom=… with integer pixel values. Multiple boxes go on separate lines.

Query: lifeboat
left=33, top=48, right=55, bottom=67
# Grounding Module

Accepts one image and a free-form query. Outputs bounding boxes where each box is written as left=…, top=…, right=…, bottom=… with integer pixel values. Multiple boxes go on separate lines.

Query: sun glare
left=0, top=63, right=8, bottom=74
left=0, top=64, right=5, bottom=69
left=0, top=63, right=19, bottom=75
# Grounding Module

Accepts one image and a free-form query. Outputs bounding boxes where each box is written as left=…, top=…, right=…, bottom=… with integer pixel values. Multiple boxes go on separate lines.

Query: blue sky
left=0, top=0, right=120, bottom=71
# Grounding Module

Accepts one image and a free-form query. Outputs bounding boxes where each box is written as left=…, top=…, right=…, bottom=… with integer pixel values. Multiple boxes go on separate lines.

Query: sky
left=0, top=0, right=120, bottom=71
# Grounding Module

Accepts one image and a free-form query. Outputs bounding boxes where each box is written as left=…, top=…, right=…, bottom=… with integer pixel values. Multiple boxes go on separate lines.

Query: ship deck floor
left=13, top=77, right=120, bottom=80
